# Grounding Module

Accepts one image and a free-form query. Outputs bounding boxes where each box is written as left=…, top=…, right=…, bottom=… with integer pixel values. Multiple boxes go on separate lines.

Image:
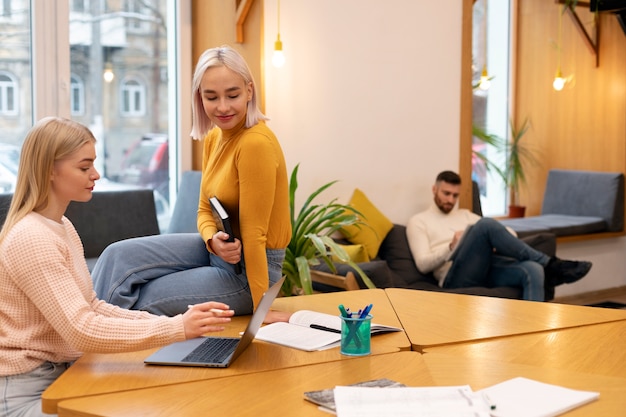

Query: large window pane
left=0, top=0, right=31, bottom=191
left=69, top=0, right=171, bottom=230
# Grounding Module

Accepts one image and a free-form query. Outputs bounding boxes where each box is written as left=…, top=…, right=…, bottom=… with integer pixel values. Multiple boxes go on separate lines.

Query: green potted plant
left=503, top=118, right=538, bottom=218
left=282, top=164, right=376, bottom=296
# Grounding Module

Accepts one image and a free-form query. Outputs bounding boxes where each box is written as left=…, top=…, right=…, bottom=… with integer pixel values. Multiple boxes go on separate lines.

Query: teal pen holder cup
left=340, top=314, right=372, bottom=356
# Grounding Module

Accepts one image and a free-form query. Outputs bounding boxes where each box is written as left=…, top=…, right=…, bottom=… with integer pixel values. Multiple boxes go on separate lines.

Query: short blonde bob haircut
left=190, top=45, right=267, bottom=140
left=0, top=117, right=96, bottom=243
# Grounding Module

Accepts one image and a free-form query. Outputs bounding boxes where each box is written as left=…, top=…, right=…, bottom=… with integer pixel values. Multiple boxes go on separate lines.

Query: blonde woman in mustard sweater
left=92, top=45, right=292, bottom=319
left=0, top=117, right=234, bottom=416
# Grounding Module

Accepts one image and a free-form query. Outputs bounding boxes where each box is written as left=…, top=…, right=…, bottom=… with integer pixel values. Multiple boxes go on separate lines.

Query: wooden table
left=422, top=353, right=626, bottom=416
left=42, top=289, right=408, bottom=414
left=424, top=320, right=626, bottom=378
left=385, top=288, right=626, bottom=350
left=55, top=352, right=432, bottom=416
left=55, top=351, right=626, bottom=416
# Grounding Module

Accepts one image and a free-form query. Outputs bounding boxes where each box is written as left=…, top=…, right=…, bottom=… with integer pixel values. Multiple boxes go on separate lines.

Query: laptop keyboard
left=182, top=338, right=240, bottom=363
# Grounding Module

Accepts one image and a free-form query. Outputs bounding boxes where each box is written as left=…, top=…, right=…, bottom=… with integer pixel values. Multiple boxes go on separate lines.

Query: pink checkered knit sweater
left=0, top=212, right=185, bottom=376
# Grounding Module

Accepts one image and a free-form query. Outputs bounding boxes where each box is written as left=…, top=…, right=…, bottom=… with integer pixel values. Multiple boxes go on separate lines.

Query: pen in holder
left=339, top=314, right=372, bottom=356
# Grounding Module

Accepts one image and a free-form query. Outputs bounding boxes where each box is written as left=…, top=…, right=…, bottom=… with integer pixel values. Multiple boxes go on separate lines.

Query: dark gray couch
left=499, top=169, right=625, bottom=238
left=0, top=189, right=161, bottom=270
left=314, top=180, right=558, bottom=300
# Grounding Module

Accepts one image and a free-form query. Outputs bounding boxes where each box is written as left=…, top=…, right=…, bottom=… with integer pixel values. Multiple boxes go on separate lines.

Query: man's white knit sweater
left=0, top=212, right=185, bottom=376
left=406, top=204, right=481, bottom=286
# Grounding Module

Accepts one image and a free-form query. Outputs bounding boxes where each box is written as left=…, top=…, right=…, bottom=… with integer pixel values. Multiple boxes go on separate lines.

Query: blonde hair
left=0, top=117, right=96, bottom=243
left=190, top=45, right=268, bottom=140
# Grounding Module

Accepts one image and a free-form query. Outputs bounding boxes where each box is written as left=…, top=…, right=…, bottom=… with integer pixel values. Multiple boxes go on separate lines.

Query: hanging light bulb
left=478, top=0, right=490, bottom=91
left=272, top=34, right=285, bottom=68
left=479, top=65, right=491, bottom=91
left=553, top=67, right=566, bottom=91
left=553, top=6, right=567, bottom=92
left=272, top=0, right=285, bottom=68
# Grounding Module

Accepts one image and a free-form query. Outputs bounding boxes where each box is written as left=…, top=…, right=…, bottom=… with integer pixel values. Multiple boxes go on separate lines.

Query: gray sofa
left=314, top=181, right=558, bottom=300
left=499, top=169, right=625, bottom=238
left=0, top=189, right=161, bottom=270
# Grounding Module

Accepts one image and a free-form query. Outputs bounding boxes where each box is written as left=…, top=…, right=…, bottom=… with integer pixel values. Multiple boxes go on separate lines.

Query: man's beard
left=435, top=196, right=453, bottom=214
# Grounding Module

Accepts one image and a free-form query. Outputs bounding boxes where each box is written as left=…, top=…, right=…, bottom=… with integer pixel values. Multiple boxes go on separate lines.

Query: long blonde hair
left=0, top=117, right=96, bottom=243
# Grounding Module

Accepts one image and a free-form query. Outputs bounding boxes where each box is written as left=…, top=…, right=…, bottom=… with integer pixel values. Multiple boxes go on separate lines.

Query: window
left=0, top=72, right=18, bottom=116
left=120, top=77, right=146, bottom=116
left=471, top=0, right=512, bottom=216
left=0, top=0, right=192, bottom=233
left=125, top=0, right=149, bottom=32
left=70, top=74, right=85, bottom=116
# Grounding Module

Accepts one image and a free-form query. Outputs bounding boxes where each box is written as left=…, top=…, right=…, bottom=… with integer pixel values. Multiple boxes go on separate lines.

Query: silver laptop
left=144, top=276, right=285, bottom=368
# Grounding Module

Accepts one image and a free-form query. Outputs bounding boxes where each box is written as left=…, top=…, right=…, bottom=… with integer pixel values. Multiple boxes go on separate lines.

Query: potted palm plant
left=503, top=118, right=538, bottom=218
left=472, top=118, right=538, bottom=217
left=282, top=164, right=376, bottom=296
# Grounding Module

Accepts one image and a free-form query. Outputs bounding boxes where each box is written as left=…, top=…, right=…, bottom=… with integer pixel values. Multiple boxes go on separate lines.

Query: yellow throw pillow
left=330, top=244, right=371, bottom=263
left=340, top=189, right=393, bottom=260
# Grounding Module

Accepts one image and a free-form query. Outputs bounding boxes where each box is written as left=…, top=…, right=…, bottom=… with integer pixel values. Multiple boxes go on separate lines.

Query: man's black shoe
left=545, top=257, right=592, bottom=286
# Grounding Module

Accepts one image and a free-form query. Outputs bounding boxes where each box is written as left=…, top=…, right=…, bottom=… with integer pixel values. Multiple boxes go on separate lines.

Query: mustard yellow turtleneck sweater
left=198, top=119, right=291, bottom=309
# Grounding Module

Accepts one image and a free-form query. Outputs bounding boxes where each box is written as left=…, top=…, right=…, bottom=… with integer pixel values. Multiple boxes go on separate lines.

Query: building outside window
left=0, top=0, right=188, bottom=233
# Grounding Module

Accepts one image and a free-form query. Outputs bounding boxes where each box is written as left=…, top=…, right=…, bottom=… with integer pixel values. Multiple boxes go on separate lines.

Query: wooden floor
left=552, top=286, right=626, bottom=307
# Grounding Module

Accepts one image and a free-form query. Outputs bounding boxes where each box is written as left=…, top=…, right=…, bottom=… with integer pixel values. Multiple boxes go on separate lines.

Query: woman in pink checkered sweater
left=0, top=117, right=234, bottom=417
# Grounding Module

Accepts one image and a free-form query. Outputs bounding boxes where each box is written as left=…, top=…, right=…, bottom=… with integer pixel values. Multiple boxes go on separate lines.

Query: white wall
left=262, top=0, right=626, bottom=299
left=264, top=0, right=462, bottom=225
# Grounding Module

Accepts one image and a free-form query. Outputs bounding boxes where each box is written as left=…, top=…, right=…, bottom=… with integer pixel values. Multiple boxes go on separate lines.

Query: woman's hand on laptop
left=183, top=302, right=235, bottom=339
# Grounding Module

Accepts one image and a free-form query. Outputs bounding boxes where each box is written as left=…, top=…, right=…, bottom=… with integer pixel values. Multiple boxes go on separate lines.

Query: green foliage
left=472, top=118, right=538, bottom=207
left=281, top=164, right=376, bottom=296
left=504, top=118, right=538, bottom=206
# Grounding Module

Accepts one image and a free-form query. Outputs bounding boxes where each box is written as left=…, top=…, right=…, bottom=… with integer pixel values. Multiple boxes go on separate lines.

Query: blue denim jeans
left=1, top=362, right=70, bottom=417
left=91, top=233, right=285, bottom=316
left=443, top=218, right=549, bottom=301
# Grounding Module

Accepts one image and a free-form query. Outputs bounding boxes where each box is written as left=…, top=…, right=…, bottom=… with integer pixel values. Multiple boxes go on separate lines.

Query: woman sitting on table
left=0, top=117, right=234, bottom=417
left=91, top=45, right=292, bottom=319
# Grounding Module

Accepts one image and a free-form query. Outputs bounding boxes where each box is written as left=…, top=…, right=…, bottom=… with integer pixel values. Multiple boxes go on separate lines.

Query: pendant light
left=272, top=0, right=285, bottom=68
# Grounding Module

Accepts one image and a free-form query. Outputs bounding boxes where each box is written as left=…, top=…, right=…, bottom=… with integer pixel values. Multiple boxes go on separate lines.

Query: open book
left=446, top=224, right=474, bottom=261
left=255, top=310, right=401, bottom=351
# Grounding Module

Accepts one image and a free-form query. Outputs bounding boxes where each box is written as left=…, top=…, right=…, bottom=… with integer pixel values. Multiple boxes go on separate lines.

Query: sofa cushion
left=65, top=189, right=160, bottom=259
left=377, top=224, right=433, bottom=287
left=500, top=214, right=606, bottom=238
left=340, top=188, right=393, bottom=260
left=330, top=244, right=370, bottom=263
left=541, top=169, right=624, bottom=232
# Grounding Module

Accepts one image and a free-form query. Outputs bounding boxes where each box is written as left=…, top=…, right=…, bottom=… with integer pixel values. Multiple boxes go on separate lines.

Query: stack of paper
left=306, top=377, right=599, bottom=417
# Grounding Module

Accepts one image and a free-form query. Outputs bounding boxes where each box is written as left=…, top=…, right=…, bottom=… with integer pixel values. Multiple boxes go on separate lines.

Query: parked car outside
left=114, top=134, right=169, bottom=201
left=0, top=143, right=21, bottom=193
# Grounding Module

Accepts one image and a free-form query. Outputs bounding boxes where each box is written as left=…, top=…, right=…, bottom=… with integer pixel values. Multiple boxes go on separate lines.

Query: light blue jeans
left=443, top=218, right=549, bottom=301
left=91, top=233, right=285, bottom=316
left=1, top=362, right=70, bottom=417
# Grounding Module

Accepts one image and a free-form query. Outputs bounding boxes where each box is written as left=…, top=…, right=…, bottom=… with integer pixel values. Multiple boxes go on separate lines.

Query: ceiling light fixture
left=272, top=0, right=285, bottom=68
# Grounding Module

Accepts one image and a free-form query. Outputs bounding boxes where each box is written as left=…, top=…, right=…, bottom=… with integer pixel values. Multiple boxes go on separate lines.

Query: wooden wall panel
left=516, top=1, right=626, bottom=216
left=190, top=0, right=264, bottom=170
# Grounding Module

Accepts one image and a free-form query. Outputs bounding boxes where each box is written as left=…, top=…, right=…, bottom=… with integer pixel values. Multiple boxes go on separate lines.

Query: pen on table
left=482, top=392, right=496, bottom=410
left=310, top=324, right=342, bottom=334
left=338, top=304, right=351, bottom=317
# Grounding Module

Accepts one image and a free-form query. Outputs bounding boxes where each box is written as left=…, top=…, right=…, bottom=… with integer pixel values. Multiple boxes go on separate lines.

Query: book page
left=255, top=322, right=341, bottom=351
left=333, top=385, right=491, bottom=417
left=289, top=310, right=401, bottom=334
left=290, top=310, right=343, bottom=331
left=477, top=377, right=599, bottom=417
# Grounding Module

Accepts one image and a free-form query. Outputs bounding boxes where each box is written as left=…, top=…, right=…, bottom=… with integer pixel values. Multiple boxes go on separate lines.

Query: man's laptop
left=144, top=276, right=285, bottom=368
